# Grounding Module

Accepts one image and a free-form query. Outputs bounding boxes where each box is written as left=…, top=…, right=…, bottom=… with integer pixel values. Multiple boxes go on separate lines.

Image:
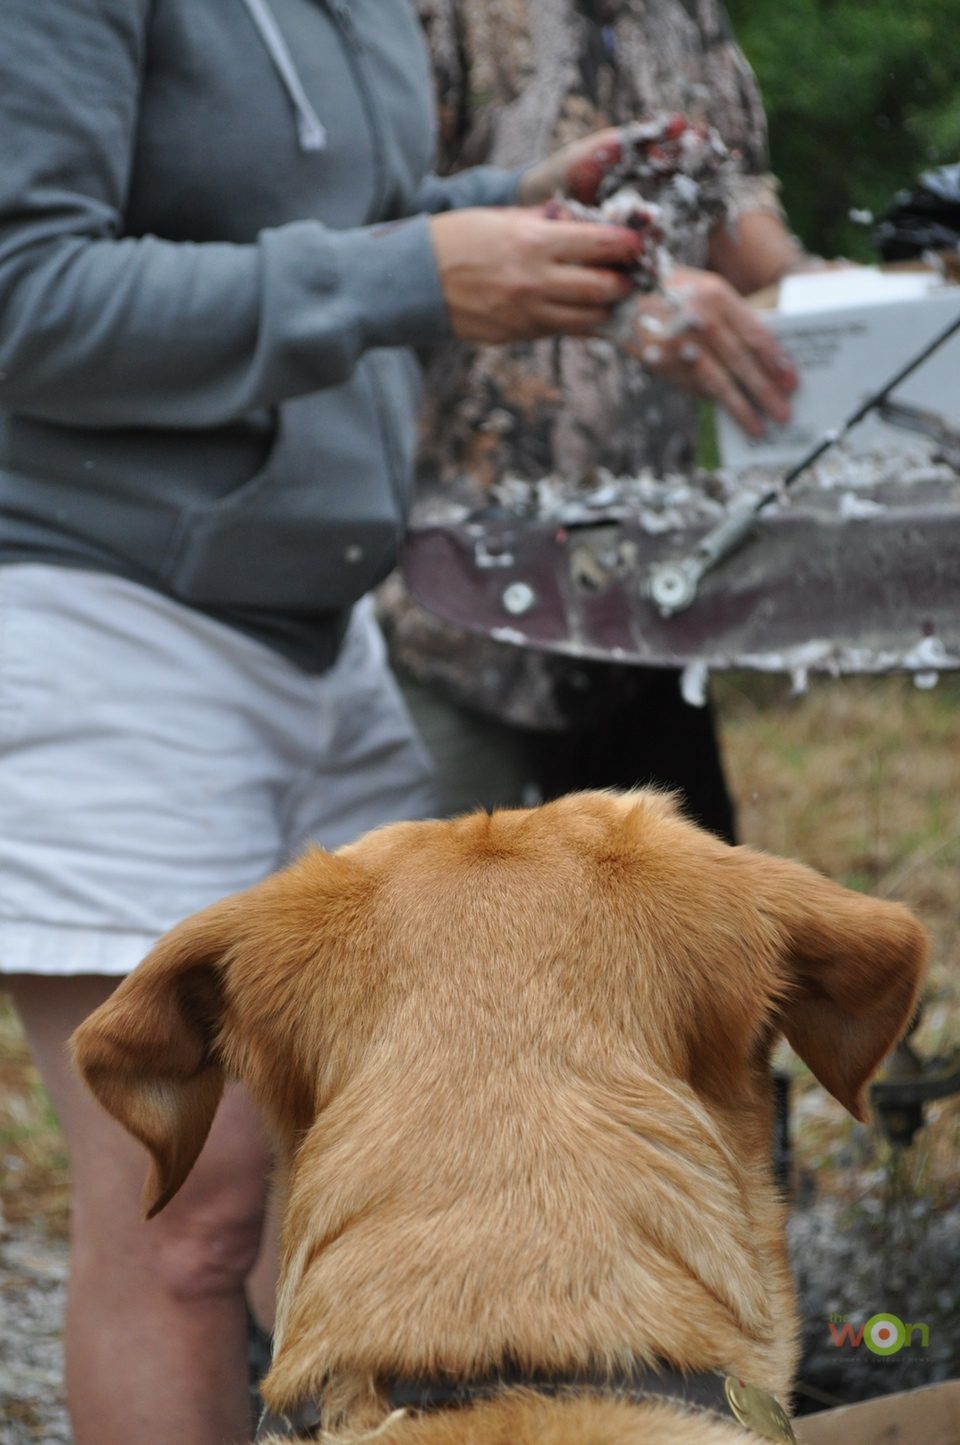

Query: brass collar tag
left=724, top=1376, right=797, bottom=1442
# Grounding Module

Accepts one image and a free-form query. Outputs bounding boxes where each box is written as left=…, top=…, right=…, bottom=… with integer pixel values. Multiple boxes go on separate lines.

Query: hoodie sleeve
left=411, top=167, right=524, bottom=214
left=0, top=0, right=451, bottom=430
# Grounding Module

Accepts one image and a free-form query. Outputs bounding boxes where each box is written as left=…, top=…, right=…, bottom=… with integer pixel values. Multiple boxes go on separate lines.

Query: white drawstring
left=240, top=0, right=328, bottom=152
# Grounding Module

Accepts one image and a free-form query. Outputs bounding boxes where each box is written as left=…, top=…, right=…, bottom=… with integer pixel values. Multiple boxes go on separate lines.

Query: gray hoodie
left=0, top=0, right=518, bottom=666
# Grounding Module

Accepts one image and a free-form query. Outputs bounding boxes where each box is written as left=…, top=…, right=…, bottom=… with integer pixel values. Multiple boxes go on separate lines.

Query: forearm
left=708, top=210, right=813, bottom=296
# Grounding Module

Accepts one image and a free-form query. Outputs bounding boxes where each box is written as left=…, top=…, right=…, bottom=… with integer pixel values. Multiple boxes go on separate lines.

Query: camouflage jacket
left=381, top=0, right=783, bottom=728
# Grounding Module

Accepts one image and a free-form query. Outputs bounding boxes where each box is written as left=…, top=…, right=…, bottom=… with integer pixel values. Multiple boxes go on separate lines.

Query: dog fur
left=71, top=790, right=927, bottom=1442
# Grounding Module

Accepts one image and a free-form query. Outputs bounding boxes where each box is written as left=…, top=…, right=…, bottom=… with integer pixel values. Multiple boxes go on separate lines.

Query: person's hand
left=429, top=207, right=642, bottom=343
left=620, top=266, right=799, bottom=436
left=517, top=128, right=624, bottom=206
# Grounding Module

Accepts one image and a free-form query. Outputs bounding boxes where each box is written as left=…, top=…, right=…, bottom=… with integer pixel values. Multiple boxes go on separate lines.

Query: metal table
left=404, top=449, right=960, bottom=686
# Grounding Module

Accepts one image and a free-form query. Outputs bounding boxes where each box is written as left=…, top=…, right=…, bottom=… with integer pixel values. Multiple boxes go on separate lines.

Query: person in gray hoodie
left=0, top=1, right=649, bottom=1440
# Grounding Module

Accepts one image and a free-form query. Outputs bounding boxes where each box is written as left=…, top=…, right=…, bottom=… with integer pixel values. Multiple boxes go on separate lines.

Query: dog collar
left=381, top=1365, right=796, bottom=1442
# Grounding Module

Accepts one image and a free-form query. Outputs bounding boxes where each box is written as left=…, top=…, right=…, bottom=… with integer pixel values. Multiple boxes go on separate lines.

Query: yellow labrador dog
left=72, top=791, right=926, bottom=1443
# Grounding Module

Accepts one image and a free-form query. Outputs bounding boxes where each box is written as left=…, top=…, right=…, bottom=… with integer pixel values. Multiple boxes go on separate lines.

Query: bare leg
left=9, top=974, right=273, bottom=1445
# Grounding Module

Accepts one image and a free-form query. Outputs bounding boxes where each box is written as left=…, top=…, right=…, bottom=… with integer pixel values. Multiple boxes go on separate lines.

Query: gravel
left=0, top=1217, right=70, bottom=1445
left=788, top=1191, right=960, bottom=1412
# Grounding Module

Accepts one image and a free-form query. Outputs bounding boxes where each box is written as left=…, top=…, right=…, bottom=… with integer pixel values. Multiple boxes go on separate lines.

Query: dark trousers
left=532, top=664, right=736, bottom=845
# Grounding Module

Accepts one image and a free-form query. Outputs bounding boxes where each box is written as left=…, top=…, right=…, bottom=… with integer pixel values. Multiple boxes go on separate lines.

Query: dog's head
left=72, top=790, right=926, bottom=1224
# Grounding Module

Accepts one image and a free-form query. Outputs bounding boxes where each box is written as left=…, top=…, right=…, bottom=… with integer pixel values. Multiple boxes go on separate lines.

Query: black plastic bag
left=874, top=163, right=960, bottom=260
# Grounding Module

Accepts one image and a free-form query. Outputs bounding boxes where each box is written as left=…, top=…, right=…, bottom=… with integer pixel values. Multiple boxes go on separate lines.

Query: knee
left=152, top=1195, right=266, bottom=1302
left=69, top=1080, right=272, bottom=1303
left=71, top=1185, right=267, bottom=1305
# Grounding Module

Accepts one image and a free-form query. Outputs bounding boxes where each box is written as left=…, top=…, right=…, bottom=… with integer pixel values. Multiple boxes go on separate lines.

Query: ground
left=1, top=671, right=958, bottom=1441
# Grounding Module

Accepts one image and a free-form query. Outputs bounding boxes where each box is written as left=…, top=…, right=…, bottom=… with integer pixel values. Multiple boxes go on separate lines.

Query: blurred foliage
left=726, top=0, right=960, bottom=260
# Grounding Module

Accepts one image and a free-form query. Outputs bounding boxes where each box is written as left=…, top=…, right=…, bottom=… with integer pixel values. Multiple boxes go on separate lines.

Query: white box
left=716, top=270, right=960, bottom=471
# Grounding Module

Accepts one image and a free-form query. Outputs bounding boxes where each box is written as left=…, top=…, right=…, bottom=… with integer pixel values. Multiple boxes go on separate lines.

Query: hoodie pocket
left=162, top=355, right=417, bottom=612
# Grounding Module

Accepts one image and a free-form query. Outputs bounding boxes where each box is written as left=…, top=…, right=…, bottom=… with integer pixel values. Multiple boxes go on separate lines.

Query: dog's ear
left=70, top=896, right=244, bottom=1219
left=743, top=849, right=928, bottom=1120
